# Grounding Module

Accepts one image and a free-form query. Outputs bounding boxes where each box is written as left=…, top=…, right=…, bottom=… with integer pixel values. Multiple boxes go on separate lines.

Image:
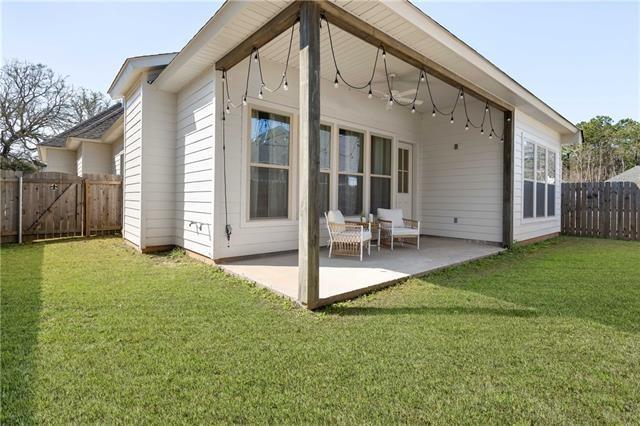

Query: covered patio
left=214, top=0, right=514, bottom=309
left=220, top=237, right=503, bottom=306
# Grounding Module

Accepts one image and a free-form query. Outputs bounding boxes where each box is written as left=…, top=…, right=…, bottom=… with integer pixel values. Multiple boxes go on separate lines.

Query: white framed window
left=369, top=134, right=392, bottom=214
left=248, top=108, right=291, bottom=220
left=523, top=139, right=556, bottom=219
left=338, top=128, right=364, bottom=216
left=319, top=123, right=332, bottom=217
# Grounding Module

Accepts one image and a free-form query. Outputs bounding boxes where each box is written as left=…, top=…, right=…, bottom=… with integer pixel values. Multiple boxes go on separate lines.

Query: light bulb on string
left=258, top=86, right=263, bottom=99
left=283, top=79, right=288, bottom=91
left=489, top=131, right=493, bottom=139
left=432, top=108, right=436, bottom=117
left=388, top=97, right=394, bottom=106
left=382, top=48, right=386, bottom=59
left=368, top=85, right=373, bottom=99
left=459, top=91, right=464, bottom=100
left=334, top=73, right=339, bottom=88
left=420, top=72, right=425, bottom=82
left=222, top=72, right=225, bottom=82
left=480, top=127, right=484, bottom=135
left=450, top=115, right=454, bottom=124
left=485, top=104, right=489, bottom=113
left=465, top=121, right=469, bottom=131
left=242, top=95, right=247, bottom=106
left=253, top=51, right=258, bottom=63
left=411, top=104, right=416, bottom=114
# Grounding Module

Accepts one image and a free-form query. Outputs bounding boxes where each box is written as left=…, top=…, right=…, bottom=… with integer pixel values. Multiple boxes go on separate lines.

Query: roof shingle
left=40, top=103, right=123, bottom=148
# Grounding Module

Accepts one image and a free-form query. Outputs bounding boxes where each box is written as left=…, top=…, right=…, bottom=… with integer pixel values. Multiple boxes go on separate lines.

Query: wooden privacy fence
left=0, top=171, right=122, bottom=243
left=561, top=181, right=639, bottom=240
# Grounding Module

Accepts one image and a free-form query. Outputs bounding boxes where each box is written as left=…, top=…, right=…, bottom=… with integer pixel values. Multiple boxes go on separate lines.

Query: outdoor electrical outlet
left=454, top=143, right=459, bottom=150
left=454, top=217, right=458, bottom=223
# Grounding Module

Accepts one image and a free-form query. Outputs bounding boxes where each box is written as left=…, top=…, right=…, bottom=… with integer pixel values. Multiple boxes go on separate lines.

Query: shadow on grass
left=328, top=305, right=539, bottom=318
left=1, top=243, right=44, bottom=423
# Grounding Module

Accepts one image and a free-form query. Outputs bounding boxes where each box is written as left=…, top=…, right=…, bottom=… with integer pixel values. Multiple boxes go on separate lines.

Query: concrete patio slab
left=220, top=237, right=504, bottom=305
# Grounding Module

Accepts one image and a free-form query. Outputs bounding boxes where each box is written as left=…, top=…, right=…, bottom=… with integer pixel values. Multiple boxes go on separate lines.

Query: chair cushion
left=377, top=208, right=404, bottom=228
left=392, top=227, right=420, bottom=236
left=327, top=209, right=345, bottom=224
left=335, top=229, right=372, bottom=242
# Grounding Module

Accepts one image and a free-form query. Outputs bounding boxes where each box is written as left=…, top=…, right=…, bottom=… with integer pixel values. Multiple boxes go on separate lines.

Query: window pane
left=536, top=147, right=546, bottom=182
left=370, top=177, right=391, bottom=214
left=319, top=172, right=330, bottom=216
left=250, top=110, right=290, bottom=166
left=403, top=170, right=409, bottom=193
left=536, top=182, right=546, bottom=217
left=339, top=129, right=363, bottom=173
left=250, top=167, right=288, bottom=219
left=547, top=151, right=556, bottom=184
left=523, top=141, right=534, bottom=180
left=338, top=174, right=363, bottom=216
left=320, top=124, right=331, bottom=170
left=397, top=171, right=404, bottom=193
left=371, top=135, right=391, bottom=176
left=547, top=184, right=555, bottom=216
left=524, top=180, right=534, bottom=218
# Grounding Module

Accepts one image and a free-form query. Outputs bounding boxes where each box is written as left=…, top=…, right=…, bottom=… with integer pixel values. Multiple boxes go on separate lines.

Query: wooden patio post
left=298, top=0, right=321, bottom=308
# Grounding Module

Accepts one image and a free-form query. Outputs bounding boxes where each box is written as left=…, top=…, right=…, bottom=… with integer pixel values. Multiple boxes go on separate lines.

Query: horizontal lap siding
left=175, top=69, right=215, bottom=258
left=418, top=101, right=503, bottom=243
left=513, top=111, right=562, bottom=242
left=123, top=85, right=143, bottom=246
left=141, top=82, right=177, bottom=248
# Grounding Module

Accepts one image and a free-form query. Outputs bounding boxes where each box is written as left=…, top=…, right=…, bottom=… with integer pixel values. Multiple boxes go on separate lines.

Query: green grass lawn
left=1, top=237, right=639, bottom=423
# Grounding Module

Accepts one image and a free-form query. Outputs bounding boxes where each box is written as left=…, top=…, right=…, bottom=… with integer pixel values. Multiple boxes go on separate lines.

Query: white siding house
left=37, top=103, right=125, bottom=177
left=107, top=0, right=582, bottom=307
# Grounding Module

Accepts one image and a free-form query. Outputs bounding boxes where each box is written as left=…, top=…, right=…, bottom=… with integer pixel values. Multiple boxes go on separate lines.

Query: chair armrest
left=403, top=218, right=419, bottom=229
left=345, top=221, right=370, bottom=231
left=378, top=219, right=393, bottom=229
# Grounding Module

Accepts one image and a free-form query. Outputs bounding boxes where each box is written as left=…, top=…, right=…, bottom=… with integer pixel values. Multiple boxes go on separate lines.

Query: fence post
left=17, top=174, right=23, bottom=244
left=83, top=179, right=90, bottom=237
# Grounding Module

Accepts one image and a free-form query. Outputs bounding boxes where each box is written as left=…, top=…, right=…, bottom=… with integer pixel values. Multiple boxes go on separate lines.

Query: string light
left=223, top=16, right=506, bottom=145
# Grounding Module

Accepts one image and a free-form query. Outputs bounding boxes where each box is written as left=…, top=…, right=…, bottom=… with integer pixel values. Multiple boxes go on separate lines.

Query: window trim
left=369, top=133, right=393, bottom=214
left=522, top=136, right=558, bottom=222
left=337, top=126, right=366, bottom=217
left=244, top=104, right=296, bottom=225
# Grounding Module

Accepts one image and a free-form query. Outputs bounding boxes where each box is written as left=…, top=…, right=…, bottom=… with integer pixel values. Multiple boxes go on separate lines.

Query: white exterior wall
left=43, top=148, right=76, bottom=174
left=111, top=136, right=124, bottom=175
left=513, top=110, right=562, bottom=242
left=175, top=69, right=215, bottom=258
left=123, top=83, right=144, bottom=247
left=417, top=101, right=504, bottom=243
left=77, top=141, right=112, bottom=175
left=140, top=80, right=177, bottom=248
left=213, top=59, right=421, bottom=259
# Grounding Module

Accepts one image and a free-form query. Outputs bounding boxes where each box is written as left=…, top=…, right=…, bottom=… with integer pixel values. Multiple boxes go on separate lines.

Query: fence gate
left=0, top=171, right=123, bottom=244
left=561, top=181, right=640, bottom=241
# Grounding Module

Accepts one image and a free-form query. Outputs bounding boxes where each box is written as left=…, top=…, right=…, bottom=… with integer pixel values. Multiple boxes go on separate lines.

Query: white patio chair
left=377, top=208, right=421, bottom=250
left=325, top=210, right=372, bottom=261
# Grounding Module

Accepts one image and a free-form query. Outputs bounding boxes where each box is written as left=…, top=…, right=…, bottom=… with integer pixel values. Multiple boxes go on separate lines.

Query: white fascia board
left=153, top=0, right=246, bottom=93
left=108, top=53, right=178, bottom=99
left=384, top=0, right=579, bottom=135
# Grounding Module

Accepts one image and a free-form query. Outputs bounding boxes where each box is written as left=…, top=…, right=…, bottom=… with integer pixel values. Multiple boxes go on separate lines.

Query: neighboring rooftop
left=40, top=103, right=123, bottom=148
left=606, top=166, right=640, bottom=185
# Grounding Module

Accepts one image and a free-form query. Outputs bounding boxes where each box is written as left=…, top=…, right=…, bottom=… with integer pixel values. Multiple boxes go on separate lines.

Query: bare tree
left=68, top=87, right=112, bottom=123
left=0, top=60, right=72, bottom=163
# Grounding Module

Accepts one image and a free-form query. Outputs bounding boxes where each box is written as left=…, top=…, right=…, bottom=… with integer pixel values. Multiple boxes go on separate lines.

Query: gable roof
left=152, top=0, right=580, bottom=139
left=107, top=52, right=178, bottom=98
left=40, top=103, right=124, bottom=148
left=606, top=166, right=640, bottom=184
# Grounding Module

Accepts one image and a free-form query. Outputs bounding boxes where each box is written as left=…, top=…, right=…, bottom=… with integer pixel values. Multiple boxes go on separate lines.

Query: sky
left=1, top=1, right=638, bottom=124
